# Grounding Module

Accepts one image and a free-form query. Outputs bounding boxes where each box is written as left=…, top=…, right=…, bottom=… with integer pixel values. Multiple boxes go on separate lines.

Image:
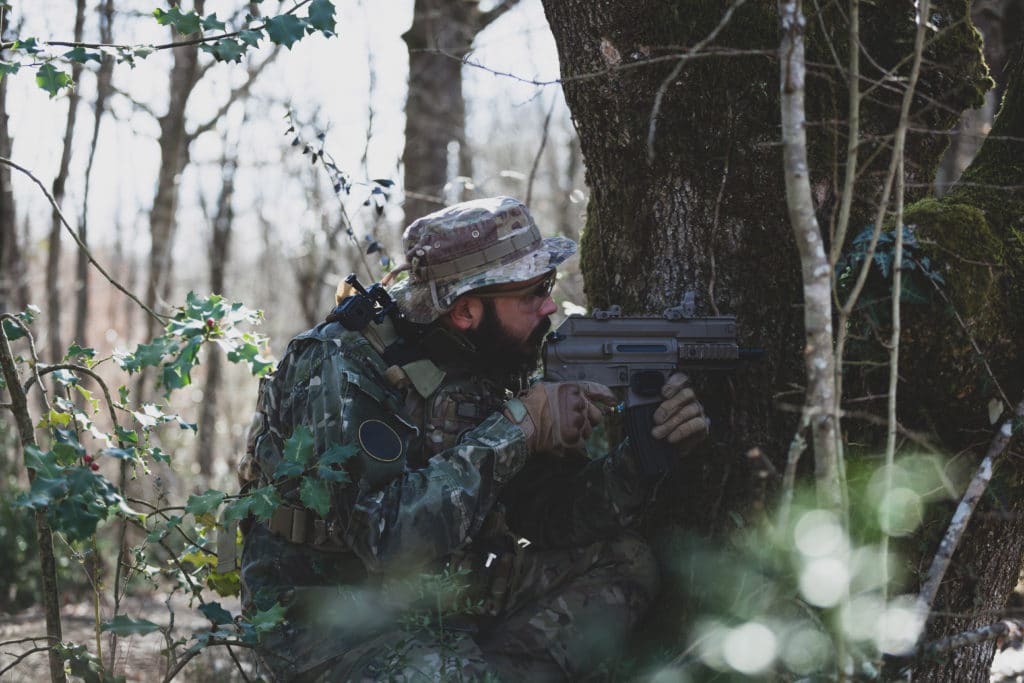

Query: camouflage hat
left=388, top=196, right=576, bottom=323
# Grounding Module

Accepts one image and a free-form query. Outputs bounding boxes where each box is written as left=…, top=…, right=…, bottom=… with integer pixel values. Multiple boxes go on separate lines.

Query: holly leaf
left=36, top=64, right=72, bottom=97
left=185, top=489, right=227, bottom=516
left=63, top=47, right=102, bottom=64
left=0, top=60, right=20, bottom=78
left=101, top=615, right=161, bottom=636
left=265, top=15, right=306, bottom=48
left=153, top=7, right=202, bottom=35
left=300, top=477, right=331, bottom=518
left=247, top=602, right=286, bottom=632
left=283, top=425, right=315, bottom=466
left=13, top=38, right=43, bottom=55
left=239, top=29, right=263, bottom=47
left=201, top=12, right=227, bottom=31
left=199, top=601, right=234, bottom=626
left=306, top=0, right=336, bottom=34
left=201, top=38, right=246, bottom=63
left=222, top=485, right=280, bottom=524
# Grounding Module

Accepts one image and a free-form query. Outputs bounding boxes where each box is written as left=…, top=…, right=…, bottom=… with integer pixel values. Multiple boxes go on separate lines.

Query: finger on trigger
left=580, top=381, right=616, bottom=407
left=666, top=416, right=709, bottom=444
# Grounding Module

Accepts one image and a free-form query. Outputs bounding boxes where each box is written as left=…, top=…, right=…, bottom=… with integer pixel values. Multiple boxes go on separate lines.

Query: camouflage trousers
left=255, top=532, right=658, bottom=682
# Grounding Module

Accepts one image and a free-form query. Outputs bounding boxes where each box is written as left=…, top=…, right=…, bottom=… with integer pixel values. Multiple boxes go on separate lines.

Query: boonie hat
left=388, top=196, right=576, bottom=323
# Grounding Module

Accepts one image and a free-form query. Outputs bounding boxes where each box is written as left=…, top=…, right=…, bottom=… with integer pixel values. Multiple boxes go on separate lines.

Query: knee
left=600, top=532, right=660, bottom=606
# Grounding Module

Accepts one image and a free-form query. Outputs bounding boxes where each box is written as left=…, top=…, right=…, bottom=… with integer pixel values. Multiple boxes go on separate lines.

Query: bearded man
left=237, top=197, right=709, bottom=681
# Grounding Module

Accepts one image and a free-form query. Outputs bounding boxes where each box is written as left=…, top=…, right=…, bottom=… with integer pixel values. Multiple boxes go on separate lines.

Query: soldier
left=238, top=196, right=710, bottom=681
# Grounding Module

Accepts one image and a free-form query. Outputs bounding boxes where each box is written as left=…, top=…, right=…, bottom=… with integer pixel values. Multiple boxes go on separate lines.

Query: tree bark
left=541, top=0, right=999, bottom=674
left=143, top=1, right=204, bottom=345
left=401, top=0, right=519, bottom=221
left=0, top=10, right=16, bottom=314
left=195, top=154, right=235, bottom=477
left=44, top=0, right=87, bottom=361
left=74, top=0, right=116, bottom=347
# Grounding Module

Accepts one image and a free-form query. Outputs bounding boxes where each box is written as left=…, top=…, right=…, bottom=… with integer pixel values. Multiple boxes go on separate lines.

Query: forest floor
left=0, top=592, right=258, bottom=682
left=3, top=592, right=1024, bottom=681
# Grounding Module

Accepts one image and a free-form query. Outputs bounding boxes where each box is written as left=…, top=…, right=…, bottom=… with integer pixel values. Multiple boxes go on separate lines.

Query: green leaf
left=201, top=38, right=246, bottom=63
left=265, top=14, right=306, bottom=48
left=186, top=489, right=227, bottom=516
left=101, top=615, right=161, bottom=636
left=300, top=477, right=331, bottom=517
left=36, top=63, right=73, bottom=97
left=14, top=38, right=43, bottom=55
left=283, top=425, right=315, bottom=466
left=199, top=601, right=234, bottom=626
left=207, top=569, right=241, bottom=597
left=2, top=318, right=27, bottom=340
left=63, top=46, right=102, bottom=64
left=238, top=29, right=263, bottom=47
left=153, top=7, right=202, bottom=35
left=65, top=342, right=96, bottom=363
left=0, top=60, right=20, bottom=78
left=101, top=447, right=136, bottom=460
left=201, top=12, right=227, bottom=31
left=306, top=0, right=336, bottom=34
left=221, top=485, right=280, bottom=524
left=247, top=602, right=286, bottom=632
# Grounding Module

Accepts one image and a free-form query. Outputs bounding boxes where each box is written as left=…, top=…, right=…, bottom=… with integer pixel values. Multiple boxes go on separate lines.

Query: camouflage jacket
left=239, top=318, right=653, bottom=594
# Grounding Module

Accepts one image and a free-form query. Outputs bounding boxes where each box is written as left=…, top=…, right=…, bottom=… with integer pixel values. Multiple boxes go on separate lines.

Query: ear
left=444, top=295, right=483, bottom=331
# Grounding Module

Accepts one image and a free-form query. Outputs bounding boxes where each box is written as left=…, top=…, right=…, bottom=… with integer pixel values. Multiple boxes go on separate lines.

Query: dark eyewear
left=472, top=272, right=556, bottom=313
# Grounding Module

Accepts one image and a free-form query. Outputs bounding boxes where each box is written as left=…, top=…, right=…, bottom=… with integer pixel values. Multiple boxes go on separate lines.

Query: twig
left=525, top=94, right=556, bottom=207
left=647, top=0, right=747, bottom=162
left=922, top=618, right=1024, bottom=657
left=0, top=0, right=314, bottom=52
left=0, top=157, right=166, bottom=325
left=0, top=314, right=53, bottom=416
left=777, top=408, right=811, bottom=529
left=914, top=395, right=1024, bottom=624
left=162, top=639, right=266, bottom=683
left=0, top=645, right=56, bottom=678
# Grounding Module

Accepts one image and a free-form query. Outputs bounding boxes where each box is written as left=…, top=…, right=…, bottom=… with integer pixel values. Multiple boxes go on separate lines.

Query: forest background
left=1, top=0, right=1023, bottom=681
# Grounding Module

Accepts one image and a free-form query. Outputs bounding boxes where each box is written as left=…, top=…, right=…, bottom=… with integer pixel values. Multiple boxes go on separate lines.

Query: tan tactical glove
left=651, top=373, right=709, bottom=447
left=504, top=381, right=616, bottom=454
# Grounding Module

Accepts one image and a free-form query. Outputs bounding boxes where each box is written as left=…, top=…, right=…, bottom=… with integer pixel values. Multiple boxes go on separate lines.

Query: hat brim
left=389, top=236, right=576, bottom=324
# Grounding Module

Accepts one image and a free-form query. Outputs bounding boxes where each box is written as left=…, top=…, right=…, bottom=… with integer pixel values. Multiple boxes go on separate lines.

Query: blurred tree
left=44, top=0, right=85, bottom=364
left=74, top=0, right=116, bottom=349
left=541, top=0, right=1022, bottom=678
left=401, top=0, right=519, bottom=221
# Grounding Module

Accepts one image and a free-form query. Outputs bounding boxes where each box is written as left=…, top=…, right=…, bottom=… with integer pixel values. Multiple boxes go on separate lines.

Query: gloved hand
left=504, top=381, right=617, bottom=454
left=651, top=373, right=709, bottom=448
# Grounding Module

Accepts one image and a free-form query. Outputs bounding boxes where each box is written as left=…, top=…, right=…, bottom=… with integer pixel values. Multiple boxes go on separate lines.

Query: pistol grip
left=625, top=403, right=678, bottom=481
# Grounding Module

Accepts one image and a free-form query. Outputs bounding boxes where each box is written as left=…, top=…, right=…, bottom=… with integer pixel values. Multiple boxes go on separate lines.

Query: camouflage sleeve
left=339, top=413, right=529, bottom=572
left=268, top=337, right=531, bottom=574
left=498, top=439, right=651, bottom=549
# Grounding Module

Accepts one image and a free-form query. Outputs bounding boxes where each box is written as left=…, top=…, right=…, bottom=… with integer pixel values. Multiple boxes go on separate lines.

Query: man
left=238, top=196, right=709, bottom=681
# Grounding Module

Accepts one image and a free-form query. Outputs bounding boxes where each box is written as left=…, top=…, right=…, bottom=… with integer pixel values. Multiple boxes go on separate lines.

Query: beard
left=465, top=300, right=551, bottom=379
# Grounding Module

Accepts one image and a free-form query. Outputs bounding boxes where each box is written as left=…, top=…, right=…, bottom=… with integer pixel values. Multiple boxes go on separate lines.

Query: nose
left=537, top=294, right=558, bottom=317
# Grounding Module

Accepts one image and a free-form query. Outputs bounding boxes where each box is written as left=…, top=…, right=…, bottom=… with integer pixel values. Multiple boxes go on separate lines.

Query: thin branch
left=0, top=0, right=314, bottom=52
left=477, top=0, right=521, bottom=31
left=924, top=618, right=1024, bottom=657
left=525, top=94, right=556, bottom=207
left=914, top=257, right=1011, bottom=409
left=0, top=157, right=166, bottom=324
left=647, top=0, right=747, bottom=162
left=186, top=47, right=281, bottom=144
left=914, top=395, right=1024, bottom=624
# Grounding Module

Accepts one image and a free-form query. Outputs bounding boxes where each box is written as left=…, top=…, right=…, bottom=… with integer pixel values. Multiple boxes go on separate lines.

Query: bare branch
left=477, top=0, right=521, bottom=31
left=915, top=395, right=1024, bottom=625
left=525, top=94, right=556, bottom=207
left=187, top=47, right=281, bottom=144
left=0, top=157, right=166, bottom=324
left=647, top=0, right=747, bottom=162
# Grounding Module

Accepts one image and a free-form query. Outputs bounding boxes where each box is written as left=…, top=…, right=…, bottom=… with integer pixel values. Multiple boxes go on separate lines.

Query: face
left=464, top=272, right=558, bottom=375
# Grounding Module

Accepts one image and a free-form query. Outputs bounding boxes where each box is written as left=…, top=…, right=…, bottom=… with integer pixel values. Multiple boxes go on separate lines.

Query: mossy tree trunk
left=541, top=0, right=1016, bottom=676
left=899, top=38, right=1024, bottom=681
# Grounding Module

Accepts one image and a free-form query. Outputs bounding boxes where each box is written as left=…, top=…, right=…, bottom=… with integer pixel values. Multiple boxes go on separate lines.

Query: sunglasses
left=472, top=271, right=557, bottom=313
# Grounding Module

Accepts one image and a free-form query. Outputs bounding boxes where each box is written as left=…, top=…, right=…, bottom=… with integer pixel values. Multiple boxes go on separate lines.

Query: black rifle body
left=542, top=305, right=742, bottom=479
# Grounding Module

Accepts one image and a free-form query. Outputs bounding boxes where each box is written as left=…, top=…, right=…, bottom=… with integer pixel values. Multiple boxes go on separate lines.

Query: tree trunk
left=541, top=0, right=999, bottom=673
left=74, top=0, right=115, bottom=347
left=195, top=155, right=235, bottom=477
left=44, top=0, right=86, bottom=361
left=901, top=35, right=1024, bottom=680
left=143, top=3, right=203, bottom=344
left=401, top=0, right=518, bottom=221
left=0, top=11, right=15, bottom=314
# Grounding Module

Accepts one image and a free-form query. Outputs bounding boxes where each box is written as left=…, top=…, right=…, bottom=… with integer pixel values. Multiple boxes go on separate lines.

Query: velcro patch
left=358, top=420, right=403, bottom=463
